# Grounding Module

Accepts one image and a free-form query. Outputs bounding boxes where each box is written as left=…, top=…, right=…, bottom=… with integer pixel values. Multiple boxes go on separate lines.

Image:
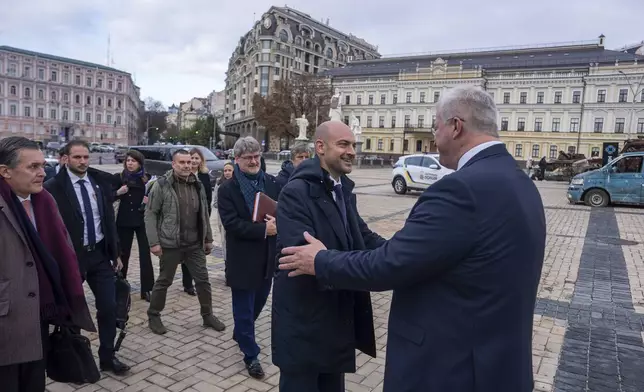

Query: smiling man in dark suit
left=44, top=140, right=130, bottom=375
left=279, top=86, right=546, bottom=392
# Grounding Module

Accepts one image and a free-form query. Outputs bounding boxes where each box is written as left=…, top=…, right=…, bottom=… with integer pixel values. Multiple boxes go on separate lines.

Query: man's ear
left=0, top=165, right=10, bottom=179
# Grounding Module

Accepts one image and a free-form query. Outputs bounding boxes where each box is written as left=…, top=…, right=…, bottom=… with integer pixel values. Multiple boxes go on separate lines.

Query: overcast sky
left=1, top=0, right=642, bottom=107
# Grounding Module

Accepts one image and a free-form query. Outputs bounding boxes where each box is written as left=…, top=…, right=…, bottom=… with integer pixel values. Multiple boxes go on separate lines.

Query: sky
left=1, top=0, right=642, bottom=108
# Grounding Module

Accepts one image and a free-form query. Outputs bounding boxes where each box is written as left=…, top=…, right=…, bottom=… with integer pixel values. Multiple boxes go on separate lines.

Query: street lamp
left=617, top=70, right=644, bottom=139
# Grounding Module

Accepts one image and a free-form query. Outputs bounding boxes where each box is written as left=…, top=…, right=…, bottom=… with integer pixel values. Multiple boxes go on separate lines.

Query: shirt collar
left=457, top=141, right=504, bottom=170
left=67, top=167, right=88, bottom=184
left=329, top=175, right=342, bottom=187
left=17, top=194, right=31, bottom=202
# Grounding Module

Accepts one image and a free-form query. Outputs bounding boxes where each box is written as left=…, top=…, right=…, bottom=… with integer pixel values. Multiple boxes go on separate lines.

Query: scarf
left=122, top=167, right=146, bottom=182
left=234, top=164, right=265, bottom=213
left=0, top=179, right=94, bottom=331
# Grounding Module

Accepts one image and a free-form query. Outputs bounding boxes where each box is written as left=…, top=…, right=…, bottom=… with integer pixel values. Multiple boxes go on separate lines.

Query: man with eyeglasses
left=217, top=137, right=281, bottom=379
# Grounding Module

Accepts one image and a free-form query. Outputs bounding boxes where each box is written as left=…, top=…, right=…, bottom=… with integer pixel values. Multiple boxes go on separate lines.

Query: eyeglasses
left=239, top=154, right=261, bottom=162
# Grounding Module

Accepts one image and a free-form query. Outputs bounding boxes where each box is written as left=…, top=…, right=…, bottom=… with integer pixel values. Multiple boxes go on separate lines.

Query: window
left=406, top=92, right=412, bottom=103
left=356, top=95, right=362, bottom=105
left=418, top=115, right=424, bottom=128
left=97, top=79, right=103, bottom=88
left=419, top=92, right=426, bottom=103
left=379, top=116, right=384, bottom=128
left=531, top=144, right=540, bottom=158
left=593, top=118, right=604, bottom=133
left=393, top=94, right=397, bottom=104
left=416, top=140, right=422, bottom=152
left=37, top=108, right=44, bottom=118
left=86, top=77, right=92, bottom=87
left=63, top=110, right=69, bottom=121
left=534, top=118, right=543, bottom=132
left=503, top=92, right=510, bottom=104
left=368, top=95, right=373, bottom=105
left=638, top=119, right=644, bottom=134
left=117, top=82, right=122, bottom=91
left=536, top=92, right=544, bottom=104
left=116, top=116, right=122, bottom=125
left=107, top=99, right=112, bottom=108
left=366, top=116, right=372, bottom=127
left=572, top=91, right=581, bottom=103
left=63, top=93, right=69, bottom=102
left=391, top=117, right=396, bottom=128
left=514, top=144, right=523, bottom=157
left=520, top=92, right=527, bottom=104
left=24, top=87, right=31, bottom=98
left=590, top=147, right=600, bottom=157
left=567, top=146, right=576, bottom=154
left=431, top=115, right=436, bottom=128
left=403, top=139, right=409, bottom=151
left=365, top=139, right=371, bottom=150
left=517, top=118, right=525, bottom=131
left=344, top=116, right=349, bottom=125
left=24, top=106, right=31, bottom=117
left=597, top=89, right=606, bottom=103
left=75, top=94, right=80, bottom=104
left=63, top=73, right=69, bottom=84
left=38, top=69, right=44, bottom=80
left=7, top=63, right=16, bottom=76
left=85, top=113, right=91, bottom=123
left=107, top=114, right=112, bottom=125
left=404, top=115, right=411, bottom=127
left=570, top=118, right=580, bottom=132
left=50, top=71, right=57, bottom=82
left=86, top=96, right=91, bottom=105
left=51, top=91, right=56, bottom=100
left=108, top=80, right=113, bottom=90
left=279, top=30, right=288, bottom=43
left=552, top=118, right=560, bottom=132
left=389, top=139, right=394, bottom=151
left=23, top=66, right=31, bottom=78
left=613, top=156, right=643, bottom=174
left=615, top=118, right=625, bottom=133
left=619, top=89, right=628, bottom=103
left=50, top=109, right=56, bottom=119
left=433, top=91, right=440, bottom=103
left=38, top=89, right=44, bottom=99
left=549, top=146, right=558, bottom=159
left=74, top=111, right=80, bottom=121
left=641, top=91, right=644, bottom=102
left=75, top=75, right=81, bottom=85
left=554, top=91, right=562, bottom=104
left=96, top=114, right=102, bottom=123
left=97, top=97, right=102, bottom=106
left=501, top=117, right=508, bottom=131
left=10, top=85, right=16, bottom=95
left=10, top=105, right=17, bottom=116
left=380, top=94, right=385, bottom=104
left=377, top=139, right=383, bottom=151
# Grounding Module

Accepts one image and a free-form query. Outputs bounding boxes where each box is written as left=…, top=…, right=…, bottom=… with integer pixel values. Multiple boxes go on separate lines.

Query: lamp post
left=617, top=70, right=644, bottom=139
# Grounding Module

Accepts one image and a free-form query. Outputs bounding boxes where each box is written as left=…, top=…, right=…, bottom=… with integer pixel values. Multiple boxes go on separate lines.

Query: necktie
left=77, top=179, right=96, bottom=246
left=333, top=184, right=348, bottom=229
left=22, top=199, right=34, bottom=226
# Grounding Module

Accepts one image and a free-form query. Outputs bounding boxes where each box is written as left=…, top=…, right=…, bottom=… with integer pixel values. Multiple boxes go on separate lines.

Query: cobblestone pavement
left=46, top=164, right=644, bottom=392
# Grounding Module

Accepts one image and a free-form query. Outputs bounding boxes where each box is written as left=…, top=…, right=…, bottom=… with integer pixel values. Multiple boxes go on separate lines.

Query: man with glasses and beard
left=217, top=137, right=281, bottom=379
left=44, top=140, right=130, bottom=375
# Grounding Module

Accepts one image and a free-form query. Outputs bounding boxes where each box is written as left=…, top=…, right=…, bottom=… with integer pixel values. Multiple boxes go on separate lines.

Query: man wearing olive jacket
left=144, top=148, right=225, bottom=335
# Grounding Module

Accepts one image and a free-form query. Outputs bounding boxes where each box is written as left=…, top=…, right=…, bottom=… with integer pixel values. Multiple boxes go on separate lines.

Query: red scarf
left=0, top=179, right=95, bottom=332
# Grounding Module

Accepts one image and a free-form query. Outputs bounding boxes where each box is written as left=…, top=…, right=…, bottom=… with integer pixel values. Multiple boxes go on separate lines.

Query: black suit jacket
left=217, top=172, right=280, bottom=290
left=314, top=144, right=546, bottom=392
left=44, top=167, right=120, bottom=275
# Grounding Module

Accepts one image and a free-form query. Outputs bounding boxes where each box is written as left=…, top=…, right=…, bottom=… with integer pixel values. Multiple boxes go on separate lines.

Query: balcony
left=403, top=124, right=434, bottom=134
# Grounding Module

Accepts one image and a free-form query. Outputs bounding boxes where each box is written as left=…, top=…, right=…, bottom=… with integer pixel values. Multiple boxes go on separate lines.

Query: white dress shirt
left=67, top=168, right=104, bottom=245
left=17, top=194, right=36, bottom=230
left=329, top=175, right=342, bottom=202
left=457, top=141, right=504, bottom=171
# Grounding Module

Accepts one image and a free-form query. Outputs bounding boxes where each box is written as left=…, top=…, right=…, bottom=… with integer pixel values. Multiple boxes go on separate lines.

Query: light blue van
left=567, top=152, right=644, bottom=207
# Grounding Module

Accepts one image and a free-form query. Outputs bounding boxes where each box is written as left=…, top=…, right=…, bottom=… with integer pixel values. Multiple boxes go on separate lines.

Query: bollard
left=99, top=156, right=102, bottom=165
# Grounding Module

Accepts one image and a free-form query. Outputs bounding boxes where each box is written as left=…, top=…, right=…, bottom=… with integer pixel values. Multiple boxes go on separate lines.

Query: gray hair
left=290, top=141, right=312, bottom=157
left=435, top=86, right=499, bottom=137
left=233, top=136, right=261, bottom=157
left=0, top=136, right=40, bottom=168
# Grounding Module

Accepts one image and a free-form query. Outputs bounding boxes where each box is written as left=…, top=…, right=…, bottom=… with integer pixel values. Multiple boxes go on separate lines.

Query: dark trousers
left=231, top=278, right=272, bottom=364
left=82, top=247, right=117, bottom=362
left=148, top=245, right=212, bottom=317
left=279, top=372, right=345, bottom=392
left=181, top=263, right=194, bottom=290
left=117, top=225, right=155, bottom=292
left=0, top=323, right=49, bottom=392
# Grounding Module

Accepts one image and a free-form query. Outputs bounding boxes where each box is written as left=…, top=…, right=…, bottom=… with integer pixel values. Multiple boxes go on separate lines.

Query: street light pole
left=617, top=70, right=644, bottom=139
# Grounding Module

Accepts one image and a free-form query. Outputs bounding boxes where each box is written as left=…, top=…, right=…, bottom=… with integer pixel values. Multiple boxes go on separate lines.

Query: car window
left=132, top=147, right=165, bottom=161
left=612, top=156, right=644, bottom=174
left=405, top=156, right=423, bottom=166
left=421, top=156, right=438, bottom=168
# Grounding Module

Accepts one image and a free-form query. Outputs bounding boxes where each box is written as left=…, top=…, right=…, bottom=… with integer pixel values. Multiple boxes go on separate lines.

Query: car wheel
left=393, top=176, right=407, bottom=195
left=584, top=189, right=609, bottom=207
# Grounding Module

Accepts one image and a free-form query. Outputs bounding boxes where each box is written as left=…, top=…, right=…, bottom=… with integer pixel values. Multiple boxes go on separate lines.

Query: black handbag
left=114, top=272, right=131, bottom=351
left=46, top=326, right=101, bottom=384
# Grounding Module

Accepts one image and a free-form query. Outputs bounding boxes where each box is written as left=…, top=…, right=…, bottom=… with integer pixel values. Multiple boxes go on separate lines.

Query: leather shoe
left=141, top=292, right=151, bottom=302
left=245, top=359, right=265, bottom=379
left=184, top=287, right=196, bottom=296
left=100, top=356, right=130, bottom=375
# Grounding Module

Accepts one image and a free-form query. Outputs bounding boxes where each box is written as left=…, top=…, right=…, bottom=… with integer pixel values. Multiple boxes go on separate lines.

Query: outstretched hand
left=279, top=232, right=327, bottom=277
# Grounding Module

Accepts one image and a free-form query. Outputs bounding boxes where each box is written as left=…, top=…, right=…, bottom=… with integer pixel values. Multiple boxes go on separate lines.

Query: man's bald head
left=314, top=121, right=353, bottom=143
left=314, top=121, right=356, bottom=179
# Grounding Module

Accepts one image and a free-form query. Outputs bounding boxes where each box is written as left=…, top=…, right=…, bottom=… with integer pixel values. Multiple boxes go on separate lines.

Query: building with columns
left=224, top=5, right=380, bottom=151
left=325, top=35, right=644, bottom=161
left=0, top=46, right=143, bottom=145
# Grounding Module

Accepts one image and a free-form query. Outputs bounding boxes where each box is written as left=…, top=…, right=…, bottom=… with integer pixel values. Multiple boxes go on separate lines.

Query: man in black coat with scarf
left=272, top=121, right=385, bottom=391
left=217, top=136, right=281, bottom=379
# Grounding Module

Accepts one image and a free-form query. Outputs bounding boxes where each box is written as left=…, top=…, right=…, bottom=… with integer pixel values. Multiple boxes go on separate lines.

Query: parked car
left=114, top=146, right=129, bottom=163
left=211, top=149, right=227, bottom=159
left=128, top=145, right=227, bottom=187
left=567, top=151, right=644, bottom=207
left=391, top=153, right=454, bottom=194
